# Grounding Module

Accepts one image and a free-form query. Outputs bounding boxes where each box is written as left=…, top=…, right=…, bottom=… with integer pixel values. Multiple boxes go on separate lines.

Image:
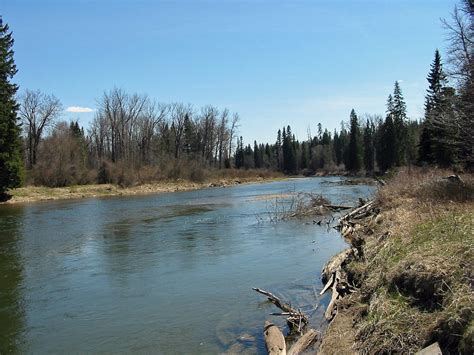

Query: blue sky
left=3, top=0, right=456, bottom=144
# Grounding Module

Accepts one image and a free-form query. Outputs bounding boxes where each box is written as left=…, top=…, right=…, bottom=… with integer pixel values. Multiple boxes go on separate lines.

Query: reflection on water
left=0, top=205, right=25, bottom=353
left=0, top=177, right=374, bottom=353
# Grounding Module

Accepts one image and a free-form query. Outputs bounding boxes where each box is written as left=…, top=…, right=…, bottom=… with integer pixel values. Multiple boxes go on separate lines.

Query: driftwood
left=287, top=329, right=318, bottom=355
left=321, top=248, right=354, bottom=283
left=320, top=199, right=380, bottom=322
left=373, top=175, right=387, bottom=186
left=415, top=342, right=442, bottom=355
left=324, top=270, right=342, bottom=320
left=253, top=288, right=308, bottom=332
left=444, top=174, right=463, bottom=184
left=253, top=288, right=300, bottom=315
left=264, top=321, right=287, bottom=355
left=323, top=204, right=352, bottom=210
left=319, top=273, right=334, bottom=295
left=320, top=250, right=355, bottom=321
left=338, top=200, right=375, bottom=223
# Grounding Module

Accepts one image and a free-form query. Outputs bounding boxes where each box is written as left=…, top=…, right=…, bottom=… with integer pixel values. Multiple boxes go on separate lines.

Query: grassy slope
left=319, top=168, right=473, bottom=354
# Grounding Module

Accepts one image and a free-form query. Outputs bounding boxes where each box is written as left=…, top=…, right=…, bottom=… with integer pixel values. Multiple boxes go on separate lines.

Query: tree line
left=234, top=81, right=420, bottom=174
left=16, top=88, right=241, bottom=187
left=0, top=0, right=472, bottom=193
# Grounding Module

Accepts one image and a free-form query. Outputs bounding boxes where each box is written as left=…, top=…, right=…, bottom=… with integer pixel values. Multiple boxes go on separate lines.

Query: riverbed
left=0, top=177, right=374, bottom=354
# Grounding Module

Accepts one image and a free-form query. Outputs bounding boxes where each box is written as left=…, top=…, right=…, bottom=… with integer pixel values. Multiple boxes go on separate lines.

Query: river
left=0, top=177, right=374, bottom=354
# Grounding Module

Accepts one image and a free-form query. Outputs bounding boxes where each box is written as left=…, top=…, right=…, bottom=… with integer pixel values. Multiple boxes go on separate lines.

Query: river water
left=0, top=177, right=374, bottom=354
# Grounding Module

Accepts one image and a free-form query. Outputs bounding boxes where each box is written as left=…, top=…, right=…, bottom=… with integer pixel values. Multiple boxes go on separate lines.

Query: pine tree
left=392, top=81, right=408, bottom=165
left=363, top=119, right=375, bottom=172
left=347, top=109, right=362, bottom=172
left=253, top=141, right=261, bottom=168
left=430, top=86, right=458, bottom=167
left=0, top=20, right=23, bottom=193
left=377, top=96, right=397, bottom=172
left=282, top=125, right=296, bottom=173
left=419, top=50, right=447, bottom=164
left=380, top=115, right=397, bottom=172
left=300, top=141, right=308, bottom=169
left=234, top=136, right=244, bottom=169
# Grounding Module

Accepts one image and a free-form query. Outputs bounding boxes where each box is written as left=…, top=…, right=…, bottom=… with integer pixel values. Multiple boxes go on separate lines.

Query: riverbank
left=318, top=168, right=473, bottom=354
left=1, top=172, right=284, bottom=204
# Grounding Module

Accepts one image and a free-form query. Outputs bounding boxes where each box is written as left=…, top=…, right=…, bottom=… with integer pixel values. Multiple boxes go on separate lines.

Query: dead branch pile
left=321, top=200, right=379, bottom=321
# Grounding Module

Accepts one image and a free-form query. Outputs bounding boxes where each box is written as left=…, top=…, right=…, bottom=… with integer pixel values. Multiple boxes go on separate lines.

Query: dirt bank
left=319, top=168, right=474, bottom=354
left=1, top=175, right=284, bottom=204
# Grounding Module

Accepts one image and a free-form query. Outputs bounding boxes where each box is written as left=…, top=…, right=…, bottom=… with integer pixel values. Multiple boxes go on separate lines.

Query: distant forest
left=0, top=0, right=472, bottom=191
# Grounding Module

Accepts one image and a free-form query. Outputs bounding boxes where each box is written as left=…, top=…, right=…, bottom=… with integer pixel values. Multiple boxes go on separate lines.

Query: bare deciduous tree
left=19, top=89, right=63, bottom=168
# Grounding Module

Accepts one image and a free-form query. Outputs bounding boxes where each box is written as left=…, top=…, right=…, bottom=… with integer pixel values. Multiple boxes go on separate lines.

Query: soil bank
left=318, top=169, right=473, bottom=354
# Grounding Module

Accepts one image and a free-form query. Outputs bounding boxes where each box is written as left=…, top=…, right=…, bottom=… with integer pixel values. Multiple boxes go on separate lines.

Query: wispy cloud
left=65, top=106, right=95, bottom=113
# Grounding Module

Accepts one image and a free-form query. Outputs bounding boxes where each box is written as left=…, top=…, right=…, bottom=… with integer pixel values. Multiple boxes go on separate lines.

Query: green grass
left=354, top=210, right=473, bottom=353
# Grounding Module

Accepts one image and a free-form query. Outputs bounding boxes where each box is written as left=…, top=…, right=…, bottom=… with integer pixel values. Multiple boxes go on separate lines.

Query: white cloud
left=65, top=106, right=95, bottom=113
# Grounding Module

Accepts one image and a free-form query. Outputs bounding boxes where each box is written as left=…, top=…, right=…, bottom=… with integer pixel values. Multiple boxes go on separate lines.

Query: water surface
left=0, top=177, right=374, bottom=354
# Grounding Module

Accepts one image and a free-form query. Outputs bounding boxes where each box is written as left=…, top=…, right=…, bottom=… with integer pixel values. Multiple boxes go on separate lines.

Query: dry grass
left=320, top=167, right=474, bottom=354
left=4, top=170, right=283, bottom=204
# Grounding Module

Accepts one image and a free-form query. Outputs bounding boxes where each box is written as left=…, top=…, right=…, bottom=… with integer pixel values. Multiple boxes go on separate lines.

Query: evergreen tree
left=419, top=50, right=447, bottom=164
left=430, top=87, right=459, bottom=167
left=0, top=20, right=23, bottom=193
left=276, top=128, right=282, bottom=171
left=363, top=119, right=375, bottom=172
left=333, top=131, right=342, bottom=166
left=300, top=141, right=308, bottom=169
left=253, top=140, right=261, bottom=168
left=282, top=125, right=296, bottom=173
left=379, top=114, right=397, bottom=171
left=392, top=81, right=408, bottom=165
left=347, top=109, right=362, bottom=172
left=234, top=136, right=244, bottom=169
left=338, top=122, right=349, bottom=168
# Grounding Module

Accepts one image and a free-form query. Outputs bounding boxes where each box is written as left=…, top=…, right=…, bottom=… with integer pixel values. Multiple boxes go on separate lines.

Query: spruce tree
left=419, top=50, right=446, bottom=164
left=347, top=109, right=362, bottom=172
left=392, top=81, right=408, bottom=165
left=0, top=20, right=23, bottom=193
left=363, top=119, right=375, bottom=172
left=301, top=141, right=308, bottom=169
left=430, top=86, right=458, bottom=167
left=253, top=141, right=261, bottom=168
left=282, top=125, right=296, bottom=173
left=234, top=136, right=244, bottom=169
left=378, top=96, right=397, bottom=172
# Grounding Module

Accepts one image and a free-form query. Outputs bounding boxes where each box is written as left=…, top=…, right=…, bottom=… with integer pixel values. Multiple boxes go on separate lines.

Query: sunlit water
left=0, top=177, right=374, bottom=354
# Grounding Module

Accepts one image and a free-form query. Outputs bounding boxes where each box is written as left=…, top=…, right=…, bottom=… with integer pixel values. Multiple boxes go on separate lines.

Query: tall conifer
left=0, top=19, right=23, bottom=193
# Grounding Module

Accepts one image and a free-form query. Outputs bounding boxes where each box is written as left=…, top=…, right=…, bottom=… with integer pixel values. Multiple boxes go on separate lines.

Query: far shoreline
left=0, top=172, right=376, bottom=206
left=0, top=176, right=286, bottom=205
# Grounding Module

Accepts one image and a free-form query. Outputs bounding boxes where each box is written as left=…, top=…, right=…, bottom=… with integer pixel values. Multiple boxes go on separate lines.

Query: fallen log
left=319, top=273, right=335, bottom=295
left=323, top=204, right=352, bottom=210
left=321, top=248, right=354, bottom=283
left=338, top=200, right=375, bottom=223
left=253, top=288, right=298, bottom=314
left=253, top=288, right=308, bottom=332
left=287, top=329, right=318, bottom=355
left=324, top=270, right=342, bottom=320
left=264, top=321, right=287, bottom=355
left=373, top=175, right=386, bottom=186
left=415, top=342, right=442, bottom=355
left=270, top=312, right=302, bottom=317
